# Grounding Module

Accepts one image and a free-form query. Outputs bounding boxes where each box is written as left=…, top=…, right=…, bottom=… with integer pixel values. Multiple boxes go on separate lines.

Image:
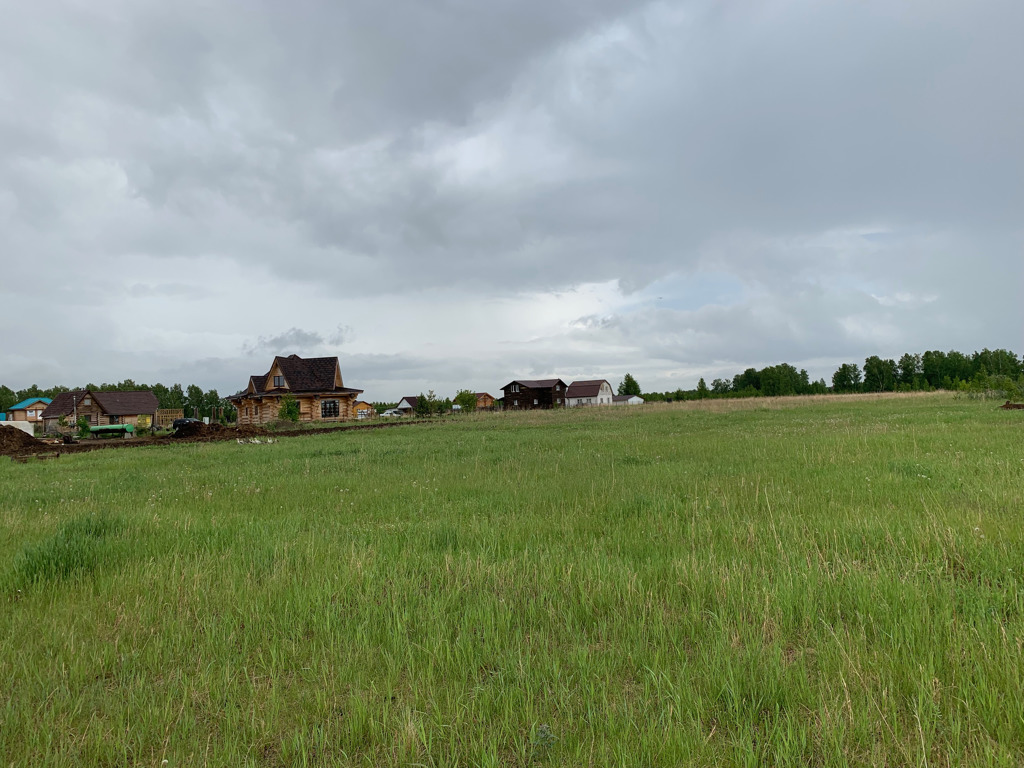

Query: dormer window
left=274, top=376, right=285, bottom=387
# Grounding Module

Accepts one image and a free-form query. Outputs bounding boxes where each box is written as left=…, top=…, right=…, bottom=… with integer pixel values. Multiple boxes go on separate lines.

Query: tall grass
left=1, top=394, right=1022, bottom=766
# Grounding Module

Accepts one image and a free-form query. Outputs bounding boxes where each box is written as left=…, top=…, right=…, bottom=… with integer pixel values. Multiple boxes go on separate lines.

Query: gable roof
left=396, top=396, right=419, bottom=409
left=475, top=392, right=493, bottom=399
left=566, top=380, right=611, bottom=398
left=274, top=355, right=341, bottom=391
left=231, top=355, right=362, bottom=401
left=613, top=394, right=644, bottom=402
left=41, top=390, right=159, bottom=419
left=502, top=379, right=566, bottom=390
left=8, top=397, right=52, bottom=411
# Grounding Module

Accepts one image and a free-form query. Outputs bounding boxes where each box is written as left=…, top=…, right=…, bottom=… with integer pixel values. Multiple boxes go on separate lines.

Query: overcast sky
left=2, top=1, right=1021, bottom=400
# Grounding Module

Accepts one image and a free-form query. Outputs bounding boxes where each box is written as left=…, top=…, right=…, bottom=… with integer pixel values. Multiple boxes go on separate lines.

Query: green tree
left=732, top=368, right=760, bottom=393
left=863, top=356, right=897, bottom=392
left=832, top=363, right=862, bottom=393
left=414, top=392, right=433, bottom=418
left=618, top=374, right=641, bottom=396
left=278, top=392, right=300, bottom=421
left=897, top=353, right=921, bottom=387
left=185, top=384, right=205, bottom=418
left=921, top=350, right=947, bottom=388
left=167, top=384, right=185, bottom=410
left=0, top=384, right=16, bottom=413
left=453, top=390, right=477, bottom=413
left=696, top=378, right=709, bottom=399
left=710, top=378, right=730, bottom=395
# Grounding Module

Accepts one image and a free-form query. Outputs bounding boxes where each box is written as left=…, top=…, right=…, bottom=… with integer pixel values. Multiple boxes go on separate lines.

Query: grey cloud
left=243, top=328, right=326, bottom=356
left=1, top=0, right=1020, bottom=394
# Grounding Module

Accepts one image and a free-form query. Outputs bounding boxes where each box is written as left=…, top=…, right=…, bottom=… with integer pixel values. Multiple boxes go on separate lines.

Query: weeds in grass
left=7, top=514, right=123, bottom=590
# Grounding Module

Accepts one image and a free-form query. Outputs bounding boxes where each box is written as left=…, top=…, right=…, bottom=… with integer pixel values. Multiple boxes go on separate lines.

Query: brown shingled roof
left=566, top=380, right=611, bottom=399
left=41, top=390, right=158, bottom=419
left=231, top=355, right=362, bottom=401
left=275, top=355, right=340, bottom=391
left=502, top=379, right=566, bottom=390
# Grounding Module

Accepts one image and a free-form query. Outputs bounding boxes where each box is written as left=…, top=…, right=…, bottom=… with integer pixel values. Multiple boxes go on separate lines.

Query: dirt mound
left=171, top=421, right=206, bottom=438
left=170, top=422, right=271, bottom=442
left=0, top=426, right=46, bottom=455
left=1001, top=401, right=1024, bottom=410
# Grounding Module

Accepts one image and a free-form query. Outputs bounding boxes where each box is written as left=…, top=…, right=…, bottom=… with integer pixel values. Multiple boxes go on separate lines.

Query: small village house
left=395, top=396, right=419, bottom=415
left=6, top=397, right=52, bottom=423
left=229, top=355, right=362, bottom=425
left=613, top=394, right=645, bottom=406
left=500, top=379, right=567, bottom=409
left=41, top=390, right=159, bottom=432
left=475, top=392, right=495, bottom=410
left=353, top=400, right=376, bottom=419
left=566, top=380, right=614, bottom=407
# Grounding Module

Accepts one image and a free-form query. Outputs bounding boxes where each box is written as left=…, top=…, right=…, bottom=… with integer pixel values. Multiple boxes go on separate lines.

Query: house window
left=110, top=415, right=120, bottom=424
left=514, top=400, right=518, bottom=407
left=274, top=376, right=285, bottom=387
left=322, top=400, right=339, bottom=418
left=534, top=399, right=538, bottom=405
left=556, top=384, right=561, bottom=391
left=83, top=397, right=91, bottom=405
left=511, top=383, right=520, bottom=393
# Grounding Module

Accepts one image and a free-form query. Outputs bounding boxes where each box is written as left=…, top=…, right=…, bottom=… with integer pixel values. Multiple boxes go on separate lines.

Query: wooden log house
left=229, top=355, right=363, bottom=426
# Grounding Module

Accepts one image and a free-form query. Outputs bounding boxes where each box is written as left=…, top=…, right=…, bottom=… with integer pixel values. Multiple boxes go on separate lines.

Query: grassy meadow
left=2, top=394, right=1023, bottom=766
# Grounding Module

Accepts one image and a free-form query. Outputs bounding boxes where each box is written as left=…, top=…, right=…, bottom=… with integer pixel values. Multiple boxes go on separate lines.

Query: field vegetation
left=2, top=393, right=1023, bottom=766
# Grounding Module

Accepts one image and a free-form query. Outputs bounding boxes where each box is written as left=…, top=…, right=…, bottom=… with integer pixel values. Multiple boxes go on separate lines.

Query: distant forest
left=0, top=380, right=234, bottom=420
left=639, top=347, right=1023, bottom=402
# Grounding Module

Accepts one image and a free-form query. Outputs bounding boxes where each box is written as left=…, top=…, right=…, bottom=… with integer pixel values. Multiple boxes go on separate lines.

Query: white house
left=612, top=394, right=644, bottom=406
left=566, top=380, right=615, bottom=407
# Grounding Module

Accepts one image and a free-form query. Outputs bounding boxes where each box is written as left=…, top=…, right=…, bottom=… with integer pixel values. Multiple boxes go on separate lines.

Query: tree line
left=0, top=379, right=236, bottom=421
left=635, top=347, right=1023, bottom=402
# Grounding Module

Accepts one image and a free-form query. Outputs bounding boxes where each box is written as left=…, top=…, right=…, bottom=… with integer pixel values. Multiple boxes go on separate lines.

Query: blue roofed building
left=6, top=397, right=52, bottom=424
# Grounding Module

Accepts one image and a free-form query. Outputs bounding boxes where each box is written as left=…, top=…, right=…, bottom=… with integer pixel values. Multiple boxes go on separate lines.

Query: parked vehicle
left=172, top=417, right=202, bottom=431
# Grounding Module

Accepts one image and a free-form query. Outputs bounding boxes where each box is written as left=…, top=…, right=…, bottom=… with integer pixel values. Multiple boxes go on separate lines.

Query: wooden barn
left=500, top=379, right=567, bottom=409
left=475, top=392, right=496, bottom=410
left=41, top=390, right=159, bottom=432
left=229, top=355, right=363, bottom=426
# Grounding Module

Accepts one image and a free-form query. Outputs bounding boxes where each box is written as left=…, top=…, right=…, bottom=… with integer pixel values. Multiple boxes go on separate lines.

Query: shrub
left=278, top=393, right=300, bottom=422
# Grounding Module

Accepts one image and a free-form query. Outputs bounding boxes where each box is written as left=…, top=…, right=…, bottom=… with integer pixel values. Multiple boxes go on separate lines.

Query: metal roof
left=8, top=397, right=52, bottom=411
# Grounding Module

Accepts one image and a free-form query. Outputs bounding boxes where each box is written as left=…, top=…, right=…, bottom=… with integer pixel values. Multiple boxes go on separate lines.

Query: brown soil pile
left=1001, top=401, right=1024, bottom=410
left=170, top=422, right=271, bottom=442
left=0, top=426, right=46, bottom=456
left=170, top=421, right=206, bottom=438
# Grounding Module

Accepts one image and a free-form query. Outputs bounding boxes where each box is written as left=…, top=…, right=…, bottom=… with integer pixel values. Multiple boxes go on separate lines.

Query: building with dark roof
left=41, top=390, right=158, bottom=432
left=500, top=379, right=567, bottom=409
left=228, top=355, right=363, bottom=425
left=566, top=380, right=614, bottom=407
left=395, top=396, right=419, bottom=414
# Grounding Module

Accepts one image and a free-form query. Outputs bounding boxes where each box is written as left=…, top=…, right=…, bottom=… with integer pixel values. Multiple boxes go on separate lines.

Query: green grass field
left=2, top=394, right=1023, bottom=767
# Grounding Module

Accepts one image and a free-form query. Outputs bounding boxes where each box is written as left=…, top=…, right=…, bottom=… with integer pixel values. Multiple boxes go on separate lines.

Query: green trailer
left=88, top=424, right=136, bottom=439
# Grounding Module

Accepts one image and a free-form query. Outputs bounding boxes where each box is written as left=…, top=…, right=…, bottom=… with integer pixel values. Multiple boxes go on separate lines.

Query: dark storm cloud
left=1, top=0, right=1021, bottom=393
